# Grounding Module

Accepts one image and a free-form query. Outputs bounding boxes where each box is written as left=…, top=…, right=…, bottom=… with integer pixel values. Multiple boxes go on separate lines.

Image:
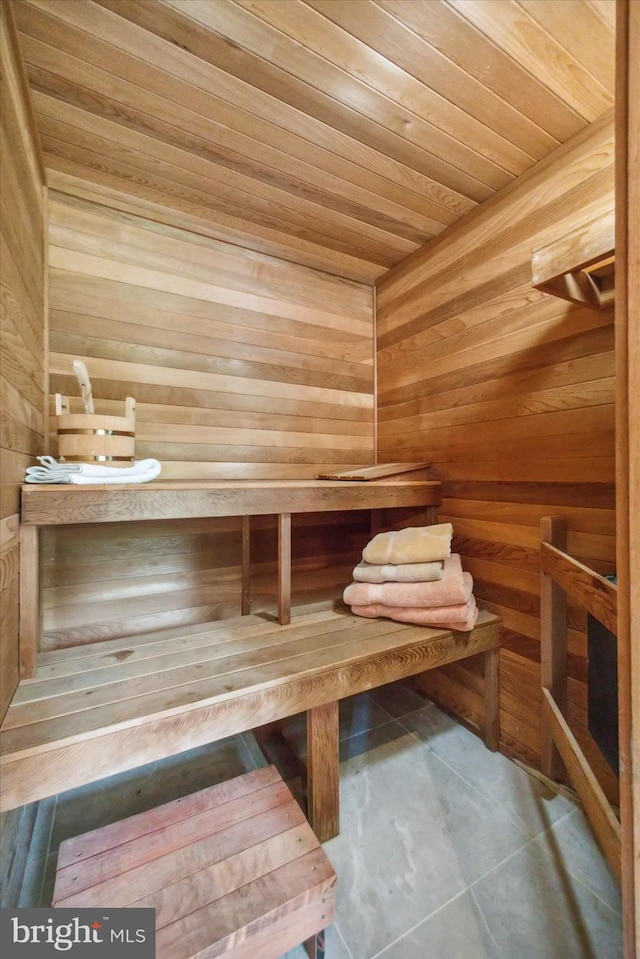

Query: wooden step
left=53, top=765, right=337, bottom=959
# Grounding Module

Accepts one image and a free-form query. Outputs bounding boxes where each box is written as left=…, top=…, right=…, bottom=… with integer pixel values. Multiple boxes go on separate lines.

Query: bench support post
left=306, top=700, right=339, bottom=843
left=278, top=512, right=292, bottom=625
left=484, top=646, right=500, bottom=751
left=19, top=524, right=39, bottom=679
left=540, top=516, right=568, bottom=781
left=304, top=928, right=327, bottom=959
left=241, top=516, right=251, bottom=615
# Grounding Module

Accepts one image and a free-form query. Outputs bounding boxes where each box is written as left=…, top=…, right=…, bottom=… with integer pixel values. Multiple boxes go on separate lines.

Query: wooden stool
left=52, top=766, right=337, bottom=959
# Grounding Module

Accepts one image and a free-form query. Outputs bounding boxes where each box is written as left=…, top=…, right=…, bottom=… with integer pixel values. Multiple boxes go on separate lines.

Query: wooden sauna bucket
left=55, top=395, right=136, bottom=466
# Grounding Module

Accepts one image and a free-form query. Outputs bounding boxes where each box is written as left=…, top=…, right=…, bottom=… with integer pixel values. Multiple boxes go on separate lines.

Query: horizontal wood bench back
left=0, top=603, right=501, bottom=811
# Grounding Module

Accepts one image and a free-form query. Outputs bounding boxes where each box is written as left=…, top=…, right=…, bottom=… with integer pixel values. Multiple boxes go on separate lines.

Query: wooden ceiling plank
left=586, top=0, right=616, bottom=30
left=18, top=44, right=449, bottom=243
left=36, top=99, right=437, bottom=250
left=378, top=0, right=587, bottom=141
left=19, top=0, right=474, bottom=221
left=108, top=0, right=498, bottom=200
left=20, top=28, right=429, bottom=250
left=41, top=129, right=406, bottom=269
left=306, top=0, right=560, bottom=160
left=46, top=166, right=386, bottom=284
left=447, top=0, right=614, bottom=121
left=237, top=0, right=537, bottom=175
left=33, top=96, right=419, bottom=261
left=517, top=0, right=615, bottom=92
left=158, top=0, right=510, bottom=190
left=102, top=0, right=496, bottom=202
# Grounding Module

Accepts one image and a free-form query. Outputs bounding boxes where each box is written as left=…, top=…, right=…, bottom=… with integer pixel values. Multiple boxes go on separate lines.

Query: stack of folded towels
left=342, top=523, right=478, bottom=631
left=25, top=455, right=162, bottom=485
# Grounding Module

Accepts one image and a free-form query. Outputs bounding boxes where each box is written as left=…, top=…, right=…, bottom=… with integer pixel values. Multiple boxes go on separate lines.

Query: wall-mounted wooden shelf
left=532, top=209, right=615, bottom=309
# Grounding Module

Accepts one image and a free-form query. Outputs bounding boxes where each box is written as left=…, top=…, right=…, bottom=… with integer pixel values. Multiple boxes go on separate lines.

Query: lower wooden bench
left=52, top=765, right=337, bottom=959
left=0, top=603, right=502, bottom=841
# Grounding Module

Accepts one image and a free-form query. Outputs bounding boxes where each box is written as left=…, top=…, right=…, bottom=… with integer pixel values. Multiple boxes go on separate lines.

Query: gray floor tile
left=376, top=891, right=499, bottom=959
left=366, top=680, right=434, bottom=719
left=534, top=807, right=622, bottom=915
left=16, top=680, right=620, bottom=959
left=324, top=729, right=530, bottom=959
left=278, top=693, right=400, bottom=760
left=338, top=718, right=410, bottom=763
left=401, top=705, right=576, bottom=838
left=471, top=840, right=623, bottom=959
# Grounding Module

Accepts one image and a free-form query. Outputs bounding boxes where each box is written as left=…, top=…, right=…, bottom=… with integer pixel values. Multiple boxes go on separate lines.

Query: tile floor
left=17, top=680, right=622, bottom=959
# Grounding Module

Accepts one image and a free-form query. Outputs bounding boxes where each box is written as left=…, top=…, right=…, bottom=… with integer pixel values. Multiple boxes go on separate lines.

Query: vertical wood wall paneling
left=0, top=0, right=45, bottom=907
left=376, top=115, right=617, bottom=795
left=45, top=191, right=375, bottom=646
left=0, top=1, right=45, bottom=717
left=615, top=1, right=639, bottom=952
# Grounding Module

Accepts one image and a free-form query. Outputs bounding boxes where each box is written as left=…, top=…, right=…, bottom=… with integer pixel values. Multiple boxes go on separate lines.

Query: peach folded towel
left=353, top=560, right=444, bottom=584
left=351, top=594, right=478, bottom=633
left=363, top=523, right=453, bottom=565
left=350, top=595, right=478, bottom=632
left=344, top=554, right=470, bottom=608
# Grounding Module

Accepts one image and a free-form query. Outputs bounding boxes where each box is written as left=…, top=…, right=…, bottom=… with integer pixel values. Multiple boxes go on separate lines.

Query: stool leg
left=304, top=928, right=326, bottom=959
left=306, top=700, right=339, bottom=842
left=484, top=646, right=500, bottom=752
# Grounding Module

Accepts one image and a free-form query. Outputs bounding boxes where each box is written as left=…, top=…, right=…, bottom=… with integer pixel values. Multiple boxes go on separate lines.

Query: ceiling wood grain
left=14, top=0, right=615, bottom=280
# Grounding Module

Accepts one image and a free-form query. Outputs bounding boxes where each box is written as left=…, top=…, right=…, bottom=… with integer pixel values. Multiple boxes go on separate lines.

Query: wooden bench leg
left=304, top=928, right=327, bottom=959
left=19, top=524, right=39, bottom=679
left=278, top=512, right=291, bottom=625
left=306, top=700, right=339, bottom=843
left=241, top=515, right=251, bottom=615
left=484, top=646, right=500, bottom=752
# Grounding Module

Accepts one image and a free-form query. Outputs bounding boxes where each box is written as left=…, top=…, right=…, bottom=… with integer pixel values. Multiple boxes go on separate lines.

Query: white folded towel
left=25, top=456, right=162, bottom=485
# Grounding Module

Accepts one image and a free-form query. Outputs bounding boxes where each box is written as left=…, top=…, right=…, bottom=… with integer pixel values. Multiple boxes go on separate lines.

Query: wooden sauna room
left=1, top=1, right=638, bottom=957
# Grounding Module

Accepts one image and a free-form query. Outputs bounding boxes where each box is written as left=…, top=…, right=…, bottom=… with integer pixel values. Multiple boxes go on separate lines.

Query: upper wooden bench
left=18, top=475, right=442, bottom=676
left=3, top=475, right=502, bottom=840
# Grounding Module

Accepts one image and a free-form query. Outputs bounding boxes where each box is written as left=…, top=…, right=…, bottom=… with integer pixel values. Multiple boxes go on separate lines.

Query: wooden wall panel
left=376, top=115, right=616, bottom=783
left=47, top=191, right=374, bottom=477
left=0, top=0, right=44, bottom=903
left=44, top=190, right=375, bottom=647
left=0, top=2, right=45, bottom=718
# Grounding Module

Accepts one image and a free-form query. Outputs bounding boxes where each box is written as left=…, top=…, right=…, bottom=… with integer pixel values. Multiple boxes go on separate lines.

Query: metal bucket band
left=57, top=429, right=136, bottom=437
left=59, top=455, right=135, bottom=462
